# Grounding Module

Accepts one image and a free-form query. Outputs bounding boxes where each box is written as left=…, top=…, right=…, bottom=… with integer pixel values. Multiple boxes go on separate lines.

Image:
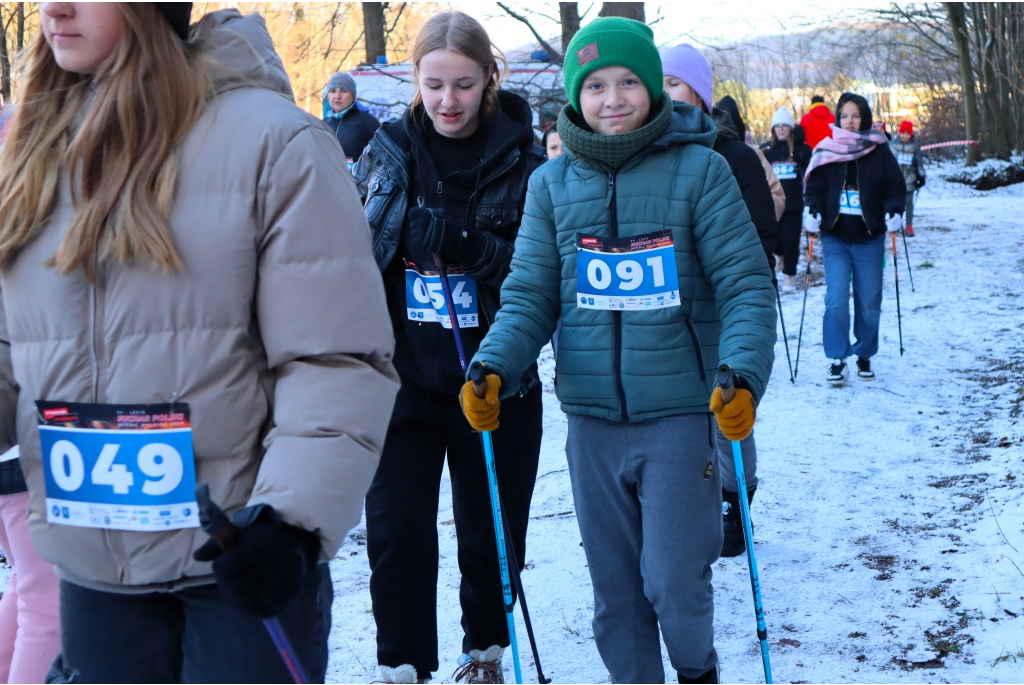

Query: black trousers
left=366, top=379, right=542, bottom=679
left=49, top=564, right=332, bottom=683
left=774, top=211, right=804, bottom=276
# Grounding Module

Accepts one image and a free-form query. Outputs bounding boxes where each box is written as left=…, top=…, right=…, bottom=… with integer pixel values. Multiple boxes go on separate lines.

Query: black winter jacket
left=353, top=91, right=545, bottom=395
left=326, top=106, right=381, bottom=160
left=711, top=102, right=778, bottom=271
left=804, top=114, right=907, bottom=240
left=763, top=139, right=812, bottom=214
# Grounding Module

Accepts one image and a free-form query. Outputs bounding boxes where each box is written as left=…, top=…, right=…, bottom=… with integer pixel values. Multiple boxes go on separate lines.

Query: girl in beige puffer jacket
left=0, top=3, right=398, bottom=682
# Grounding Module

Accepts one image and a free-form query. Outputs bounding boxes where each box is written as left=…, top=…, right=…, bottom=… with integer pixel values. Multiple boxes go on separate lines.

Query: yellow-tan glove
left=709, top=386, right=757, bottom=441
left=460, top=374, right=501, bottom=432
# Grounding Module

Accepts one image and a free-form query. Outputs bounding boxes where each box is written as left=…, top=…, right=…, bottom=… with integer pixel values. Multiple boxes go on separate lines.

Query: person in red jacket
left=800, top=95, right=835, bottom=150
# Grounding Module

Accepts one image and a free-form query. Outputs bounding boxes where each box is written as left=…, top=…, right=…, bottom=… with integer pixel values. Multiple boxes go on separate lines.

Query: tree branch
left=496, top=2, right=562, bottom=63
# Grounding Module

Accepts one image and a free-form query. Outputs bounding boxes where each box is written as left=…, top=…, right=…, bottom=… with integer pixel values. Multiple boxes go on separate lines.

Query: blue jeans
left=821, top=233, right=885, bottom=360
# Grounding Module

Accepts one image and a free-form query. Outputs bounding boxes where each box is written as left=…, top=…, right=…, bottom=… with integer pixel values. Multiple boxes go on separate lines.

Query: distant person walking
left=764, top=106, right=812, bottom=287
left=890, top=121, right=925, bottom=237
left=323, top=71, right=380, bottom=161
left=800, top=94, right=834, bottom=150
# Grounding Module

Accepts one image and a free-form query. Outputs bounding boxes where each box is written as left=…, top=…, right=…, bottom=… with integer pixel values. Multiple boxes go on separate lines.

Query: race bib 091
left=37, top=402, right=199, bottom=531
left=772, top=162, right=798, bottom=180
left=575, top=230, right=680, bottom=311
left=405, top=262, right=479, bottom=329
left=839, top=189, right=863, bottom=216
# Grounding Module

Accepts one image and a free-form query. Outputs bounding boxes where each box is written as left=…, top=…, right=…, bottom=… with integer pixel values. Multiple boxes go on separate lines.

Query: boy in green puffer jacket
left=461, top=17, right=776, bottom=684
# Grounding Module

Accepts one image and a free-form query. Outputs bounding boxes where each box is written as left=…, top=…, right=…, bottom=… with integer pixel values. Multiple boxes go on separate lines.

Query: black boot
left=678, top=664, right=719, bottom=683
left=721, top=486, right=756, bottom=558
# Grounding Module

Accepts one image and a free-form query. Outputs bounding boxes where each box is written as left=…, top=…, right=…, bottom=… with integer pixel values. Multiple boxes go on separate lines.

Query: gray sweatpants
left=565, top=413, right=721, bottom=683
left=717, top=429, right=757, bottom=494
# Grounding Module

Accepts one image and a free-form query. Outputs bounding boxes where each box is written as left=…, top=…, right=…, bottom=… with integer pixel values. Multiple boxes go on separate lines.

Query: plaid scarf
left=804, top=125, right=890, bottom=181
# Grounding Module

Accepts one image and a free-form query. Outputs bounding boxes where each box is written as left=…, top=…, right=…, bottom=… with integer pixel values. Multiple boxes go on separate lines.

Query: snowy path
left=329, top=170, right=1024, bottom=684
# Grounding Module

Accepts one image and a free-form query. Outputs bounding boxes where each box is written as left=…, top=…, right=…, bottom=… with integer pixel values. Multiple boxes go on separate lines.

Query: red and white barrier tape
left=919, top=140, right=980, bottom=150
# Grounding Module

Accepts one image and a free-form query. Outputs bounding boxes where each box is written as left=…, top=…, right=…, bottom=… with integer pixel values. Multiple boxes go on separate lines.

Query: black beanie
left=155, top=3, right=192, bottom=41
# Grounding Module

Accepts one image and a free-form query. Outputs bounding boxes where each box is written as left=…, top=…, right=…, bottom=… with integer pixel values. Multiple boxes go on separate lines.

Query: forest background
left=0, top=2, right=1021, bottom=165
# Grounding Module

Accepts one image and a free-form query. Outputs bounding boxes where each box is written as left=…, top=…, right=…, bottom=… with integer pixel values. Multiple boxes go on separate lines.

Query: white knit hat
left=771, top=107, right=794, bottom=128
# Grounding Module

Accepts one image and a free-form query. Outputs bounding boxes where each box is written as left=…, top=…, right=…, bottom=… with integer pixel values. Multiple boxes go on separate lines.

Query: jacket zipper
left=608, top=173, right=628, bottom=423
left=684, top=318, right=709, bottom=394
left=854, top=160, right=871, bottom=235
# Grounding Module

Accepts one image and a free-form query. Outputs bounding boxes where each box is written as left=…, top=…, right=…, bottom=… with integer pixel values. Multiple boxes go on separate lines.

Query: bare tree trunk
left=0, top=9, right=10, bottom=104
left=17, top=3, right=24, bottom=51
left=559, top=2, right=580, bottom=53
left=976, top=3, right=1011, bottom=158
left=598, top=3, right=644, bottom=22
left=947, top=2, right=981, bottom=165
left=362, top=2, right=386, bottom=65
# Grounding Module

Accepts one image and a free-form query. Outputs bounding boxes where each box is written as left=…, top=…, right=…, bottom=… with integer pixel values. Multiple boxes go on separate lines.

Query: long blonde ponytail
left=0, top=3, right=211, bottom=280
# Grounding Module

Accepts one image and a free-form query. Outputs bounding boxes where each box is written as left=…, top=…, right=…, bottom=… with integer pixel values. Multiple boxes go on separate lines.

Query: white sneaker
left=453, top=645, right=504, bottom=683
left=784, top=275, right=797, bottom=290
left=380, top=664, right=422, bottom=684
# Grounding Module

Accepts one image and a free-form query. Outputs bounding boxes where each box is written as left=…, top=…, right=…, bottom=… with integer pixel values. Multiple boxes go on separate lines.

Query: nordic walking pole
left=717, top=365, right=773, bottom=684
left=793, top=234, right=815, bottom=380
left=774, top=281, right=794, bottom=383
left=469, top=361, right=523, bottom=685
left=498, top=491, right=551, bottom=683
left=901, top=206, right=915, bottom=292
left=891, top=233, right=905, bottom=356
left=195, top=484, right=309, bottom=684
left=433, top=253, right=529, bottom=684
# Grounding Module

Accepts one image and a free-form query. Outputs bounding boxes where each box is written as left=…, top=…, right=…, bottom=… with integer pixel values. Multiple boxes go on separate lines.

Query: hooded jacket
left=800, top=102, right=835, bottom=150
left=716, top=96, right=785, bottom=219
left=711, top=98, right=779, bottom=271
left=804, top=94, right=907, bottom=240
left=471, top=100, right=776, bottom=422
left=353, top=91, right=546, bottom=396
left=0, top=10, right=399, bottom=591
left=889, top=134, right=926, bottom=188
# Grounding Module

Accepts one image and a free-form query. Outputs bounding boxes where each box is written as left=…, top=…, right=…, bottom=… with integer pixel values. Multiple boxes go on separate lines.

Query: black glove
left=194, top=504, right=321, bottom=618
left=916, top=178, right=925, bottom=189
left=407, top=207, right=487, bottom=266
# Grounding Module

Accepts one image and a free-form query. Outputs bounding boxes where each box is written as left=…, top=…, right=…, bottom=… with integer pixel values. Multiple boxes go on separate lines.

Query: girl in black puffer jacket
left=764, top=106, right=812, bottom=286
left=803, top=93, right=906, bottom=383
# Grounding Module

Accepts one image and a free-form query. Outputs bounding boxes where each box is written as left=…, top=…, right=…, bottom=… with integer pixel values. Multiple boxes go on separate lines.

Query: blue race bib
left=896, top=152, right=914, bottom=166
left=576, top=231, right=680, bottom=310
left=37, top=402, right=199, bottom=531
left=772, top=162, right=798, bottom=180
left=405, top=262, right=479, bottom=329
left=839, top=189, right=863, bottom=216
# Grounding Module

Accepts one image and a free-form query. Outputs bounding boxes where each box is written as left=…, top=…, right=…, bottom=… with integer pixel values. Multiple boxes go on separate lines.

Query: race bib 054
left=839, top=189, right=863, bottom=216
left=575, top=230, right=680, bottom=311
left=36, top=402, right=199, bottom=531
left=405, top=262, right=479, bottom=329
left=772, top=162, right=798, bottom=180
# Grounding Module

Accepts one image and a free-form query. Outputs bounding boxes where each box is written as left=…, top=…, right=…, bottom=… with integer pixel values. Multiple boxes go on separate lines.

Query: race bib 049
left=839, top=189, right=863, bottom=216
left=772, top=162, right=798, bottom=180
left=405, top=262, right=479, bottom=329
left=896, top=152, right=914, bottom=166
left=36, top=402, right=199, bottom=531
left=576, top=230, right=680, bottom=311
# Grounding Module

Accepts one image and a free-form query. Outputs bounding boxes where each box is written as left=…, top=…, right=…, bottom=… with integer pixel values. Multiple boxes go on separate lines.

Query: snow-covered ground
left=327, top=164, right=1024, bottom=684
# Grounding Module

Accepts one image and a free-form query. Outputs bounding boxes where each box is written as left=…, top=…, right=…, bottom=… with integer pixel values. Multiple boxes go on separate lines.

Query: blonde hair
left=0, top=3, right=211, bottom=280
left=410, top=11, right=507, bottom=126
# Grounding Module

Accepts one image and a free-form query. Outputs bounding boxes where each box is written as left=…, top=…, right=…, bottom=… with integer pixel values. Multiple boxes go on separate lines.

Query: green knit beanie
left=562, top=17, right=663, bottom=115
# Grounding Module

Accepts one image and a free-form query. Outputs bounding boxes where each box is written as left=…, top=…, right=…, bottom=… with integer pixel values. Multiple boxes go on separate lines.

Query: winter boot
left=453, top=645, right=504, bottom=684
left=721, top=487, right=756, bottom=558
left=904, top=223, right=915, bottom=237
left=856, top=357, right=874, bottom=379
left=678, top=664, right=720, bottom=683
left=380, top=664, right=426, bottom=684
left=826, top=359, right=849, bottom=383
